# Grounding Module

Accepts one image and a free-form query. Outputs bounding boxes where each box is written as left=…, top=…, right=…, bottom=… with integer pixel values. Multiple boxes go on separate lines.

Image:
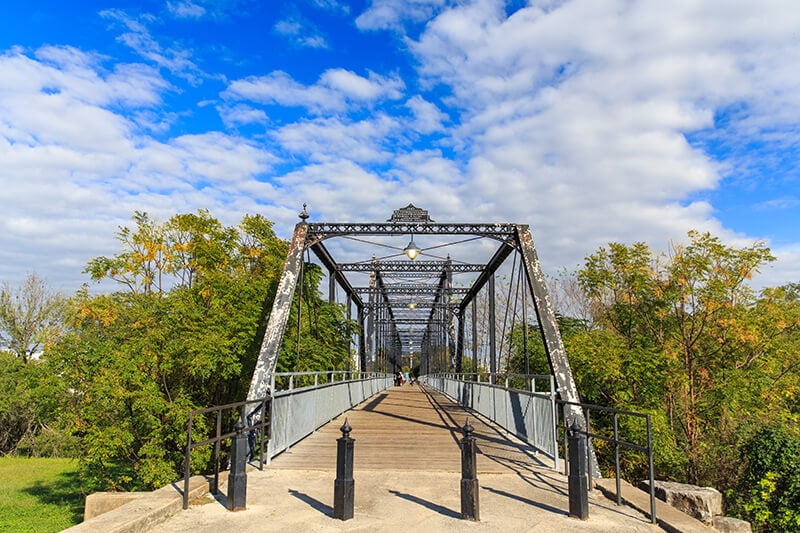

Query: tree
left=53, top=211, right=356, bottom=490
left=0, top=273, right=67, bottom=364
left=577, top=231, right=778, bottom=484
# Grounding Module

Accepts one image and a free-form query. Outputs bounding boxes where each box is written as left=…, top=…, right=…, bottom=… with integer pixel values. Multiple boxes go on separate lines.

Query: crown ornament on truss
left=299, top=203, right=309, bottom=221
left=388, top=204, right=434, bottom=223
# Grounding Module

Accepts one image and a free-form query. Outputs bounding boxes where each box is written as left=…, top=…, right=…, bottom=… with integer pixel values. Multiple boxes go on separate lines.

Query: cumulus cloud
left=100, top=9, right=205, bottom=83
left=394, top=0, right=800, bottom=276
left=224, top=69, right=404, bottom=113
left=0, top=47, right=279, bottom=289
left=273, top=17, right=329, bottom=49
left=167, top=1, right=207, bottom=19
left=356, top=0, right=447, bottom=31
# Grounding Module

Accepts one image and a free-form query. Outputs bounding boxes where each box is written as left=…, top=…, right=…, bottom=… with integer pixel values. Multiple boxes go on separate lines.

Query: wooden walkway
left=268, top=383, right=553, bottom=473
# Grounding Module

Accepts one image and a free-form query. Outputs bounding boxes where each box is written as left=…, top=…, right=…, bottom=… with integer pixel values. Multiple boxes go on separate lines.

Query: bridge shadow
left=481, top=485, right=567, bottom=515
left=388, top=490, right=460, bottom=518
left=288, top=489, right=332, bottom=515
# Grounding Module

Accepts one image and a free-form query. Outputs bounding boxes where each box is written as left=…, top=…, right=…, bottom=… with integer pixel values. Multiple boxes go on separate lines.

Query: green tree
left=52, top=211, right=295, bottom=489
left=577, top=231, right=776, bottom=484
left=0, top=273, right=67, bottom=364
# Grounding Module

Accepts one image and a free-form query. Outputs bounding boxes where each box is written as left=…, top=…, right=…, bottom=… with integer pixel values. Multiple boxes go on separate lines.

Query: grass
left=0, top=457, right=85, bottom=532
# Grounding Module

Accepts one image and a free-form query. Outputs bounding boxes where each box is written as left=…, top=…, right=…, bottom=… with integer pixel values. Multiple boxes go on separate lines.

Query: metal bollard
left=567, top=420, right=589, bottom=520
left=460, top=419, right=480, bottom=521
left=227, top=419, right=248, bottom=511
left=334, top=419, right=355, bottom=520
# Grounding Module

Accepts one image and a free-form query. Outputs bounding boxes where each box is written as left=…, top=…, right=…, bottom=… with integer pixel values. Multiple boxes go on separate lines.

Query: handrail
left=182, top=396, right=271, bottom=510
left=422, top=372, right=657, bottom=524
left=556, top=399, right=656, bottom=524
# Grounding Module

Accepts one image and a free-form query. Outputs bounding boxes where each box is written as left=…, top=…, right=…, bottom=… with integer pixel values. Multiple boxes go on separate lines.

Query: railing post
left=183, top=414, right=193, bottom=510
left=460, top=419, right=480, bottom=521
left=227, top=419, right=248, bottom=511
left=334, top=419, right=355, bottom=520
left=567, top=421, right=589, bottom=520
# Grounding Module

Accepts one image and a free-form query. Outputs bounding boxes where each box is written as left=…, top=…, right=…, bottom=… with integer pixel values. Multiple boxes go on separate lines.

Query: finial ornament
left=340, top=418, right=352, bottom=437
left=463, top=418, right=474, bottom=436
left=299, top=203, right=309, bottom=221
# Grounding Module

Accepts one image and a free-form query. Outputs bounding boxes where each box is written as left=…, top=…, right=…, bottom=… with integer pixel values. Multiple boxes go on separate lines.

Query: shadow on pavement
left=388, top=489, right=460, bottom=518
left=288, top=489, right=332, bottom=515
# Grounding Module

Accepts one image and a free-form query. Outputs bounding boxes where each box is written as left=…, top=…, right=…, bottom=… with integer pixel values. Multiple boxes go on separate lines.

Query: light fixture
left=407, top=303, right=416, bottom=309
left=403, top=235, right=421, bottom=260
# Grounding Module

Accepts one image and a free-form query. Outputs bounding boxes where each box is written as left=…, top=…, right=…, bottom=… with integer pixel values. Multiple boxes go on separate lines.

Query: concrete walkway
left=151, top=384, right=670, bottom=532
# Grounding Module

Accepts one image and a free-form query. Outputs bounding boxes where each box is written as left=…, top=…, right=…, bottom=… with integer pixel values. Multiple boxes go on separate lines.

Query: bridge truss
left=245, top=204, right=590, bottom=438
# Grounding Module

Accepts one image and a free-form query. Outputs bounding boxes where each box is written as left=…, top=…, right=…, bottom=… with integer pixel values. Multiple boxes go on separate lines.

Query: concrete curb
left=595, top=478, right=715, bottom=533
left=63, top=475, right=214, bottom=533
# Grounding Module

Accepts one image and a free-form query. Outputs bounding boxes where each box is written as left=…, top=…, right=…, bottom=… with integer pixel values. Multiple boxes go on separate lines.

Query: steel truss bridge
left=175, top=205, right=669, bottom=524
left=246, top=205, right=589, bottom=443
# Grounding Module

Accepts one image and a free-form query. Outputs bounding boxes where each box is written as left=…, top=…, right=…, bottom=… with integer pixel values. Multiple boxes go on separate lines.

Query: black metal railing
left=557, top=399, right=656, bottom=524
left=182, top=396, right=271, bottom=509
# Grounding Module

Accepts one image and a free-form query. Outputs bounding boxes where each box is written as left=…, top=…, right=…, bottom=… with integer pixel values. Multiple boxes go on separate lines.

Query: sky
left=1, top=0, right=799, bottom=292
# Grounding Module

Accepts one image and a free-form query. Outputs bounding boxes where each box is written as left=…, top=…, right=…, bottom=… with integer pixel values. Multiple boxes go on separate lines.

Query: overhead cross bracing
left=246, top=204, right=592, bottom=454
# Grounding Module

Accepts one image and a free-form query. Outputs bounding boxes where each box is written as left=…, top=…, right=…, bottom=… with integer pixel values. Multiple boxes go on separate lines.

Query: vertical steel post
left=456, top=308, right=465, bottom=373
left=460, top=419, right=480, bottom=521
left=183, top=415, right=192, bottom=510
left=367, top=266, right=376, bottom=372
left=213, top=410, right=221, bottom=493
left=614, top=413, right=621, bottom=505
left=227, top=419, right=248, bottom=511
left=334, top=419, right=355, bottom=520
left=567, top=421, right=588, bottom=520
left=488, top=274, right=497, bottom=380
left=471, top=298, right=478, bottom=374
left=357, top=305, right=366, bottom=372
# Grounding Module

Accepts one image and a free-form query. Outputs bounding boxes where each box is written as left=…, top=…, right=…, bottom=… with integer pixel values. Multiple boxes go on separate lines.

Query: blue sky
left=1, top=0, right=799, bottom=292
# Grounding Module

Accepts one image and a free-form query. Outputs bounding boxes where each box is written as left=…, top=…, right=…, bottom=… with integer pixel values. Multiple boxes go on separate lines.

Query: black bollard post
left=227, top=419, right=248, bottom=511
left=567, top=420, right=589, bottom=520
left=334, top=419, right=355, bottom=520
left=460, top=419, right=480, bottom=521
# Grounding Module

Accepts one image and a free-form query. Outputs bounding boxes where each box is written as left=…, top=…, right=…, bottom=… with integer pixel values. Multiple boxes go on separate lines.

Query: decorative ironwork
left=338, top=261, right=482, bottom=273
left=306, top=222, right=515, bottom=245
left=388, top=203, right=434, bottom=223
left=354, top=286, right=469, bottom=295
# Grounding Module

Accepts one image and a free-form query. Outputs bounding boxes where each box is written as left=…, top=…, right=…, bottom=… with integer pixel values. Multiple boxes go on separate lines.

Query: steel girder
left=353, top=286, right=469, bottom=295
left=337, top=261, right=482, bottom=273
left=247, top=222, right=308, bottom=403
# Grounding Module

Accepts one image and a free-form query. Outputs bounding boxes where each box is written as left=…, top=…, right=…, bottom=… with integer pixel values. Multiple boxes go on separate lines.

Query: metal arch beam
left=514, top=224, right=599, bottom=476
left=247, top=222, right=308, bottom=402
left=337, top=261, right=483, bottom=273
left=458, top=236, right=517, bottom=313
left=308, top=241, right=363, bottom=308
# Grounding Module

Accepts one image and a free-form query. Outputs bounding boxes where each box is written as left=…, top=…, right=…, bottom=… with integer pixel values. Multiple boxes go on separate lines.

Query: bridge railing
left=420, top=372, right=657, bottom=524
left=420, top=372, right=559, bottom=469
left=268, top=371, right=393, bottom=461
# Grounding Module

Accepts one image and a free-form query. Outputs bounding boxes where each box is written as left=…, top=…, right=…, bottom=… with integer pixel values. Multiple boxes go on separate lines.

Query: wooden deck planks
left=268, top=383, right=552, bottom=474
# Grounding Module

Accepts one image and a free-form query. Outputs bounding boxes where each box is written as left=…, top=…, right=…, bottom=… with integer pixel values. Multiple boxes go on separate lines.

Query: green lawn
left=0, top=457, right=84, bottom=532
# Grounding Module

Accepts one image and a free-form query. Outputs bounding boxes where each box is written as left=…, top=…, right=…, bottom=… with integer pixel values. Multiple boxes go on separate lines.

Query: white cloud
left=393, top=0, right=800, bottom=280
left=224, top=69, right=404, bottom=113
left=0, top=47, right=280, bottom=290
left=100, top=9, right=205, bottom=84
left=217, top=104, right=269, bottom=128
left=406, top=96, right=447, bottom=134
left=167, top=1, right=207, bottom=19
left=273, top=17, right=329, bottom=49
left=273, top=114, right=400, bottom=163
left=356, top=0, right=447, bottom=31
